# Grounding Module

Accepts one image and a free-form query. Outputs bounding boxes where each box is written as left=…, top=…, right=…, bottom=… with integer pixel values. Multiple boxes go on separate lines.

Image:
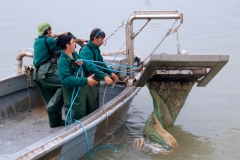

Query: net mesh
left=143, top=74, right=196, bottom=149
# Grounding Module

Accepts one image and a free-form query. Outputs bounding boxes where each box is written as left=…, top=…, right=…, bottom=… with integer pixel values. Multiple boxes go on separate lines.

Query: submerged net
left=143, top=72, right=201, bottom=149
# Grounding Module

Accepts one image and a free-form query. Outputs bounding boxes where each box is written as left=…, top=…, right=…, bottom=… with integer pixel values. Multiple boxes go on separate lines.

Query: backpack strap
left=35, top=37, right=53, bottom=69
left=66, top=53, right=78, bottom=74
left=80, top=44, right=102, bottom=76
left=85, top=44, right=96, bottom=61
left=44, top=37, right=52, bottom=57
left=79, top=44, right=101, bottom=62
left=41, top=37, right=54, bottom=65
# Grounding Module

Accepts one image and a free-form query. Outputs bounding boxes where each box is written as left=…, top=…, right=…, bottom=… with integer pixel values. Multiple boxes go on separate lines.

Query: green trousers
left=86, top=71, right=101, bottom=109
left=88, top=82, right=100, bottom=109
left=62, top=85, right=95, bottom=125
left=33, top=60, right=64, bottom=128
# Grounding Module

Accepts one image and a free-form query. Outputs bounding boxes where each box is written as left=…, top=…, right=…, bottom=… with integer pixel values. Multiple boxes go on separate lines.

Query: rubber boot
left=46, top=88, right=64, bottom=113
left=57, top=111, right=65, bottom=126
left=48, top=112, right=64, bottom=128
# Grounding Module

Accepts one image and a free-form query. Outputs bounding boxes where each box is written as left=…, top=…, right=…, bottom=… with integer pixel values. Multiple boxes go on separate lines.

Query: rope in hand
left=80, top=59, right=136, bottom=68
left=102, top=84, right=115, bottom=141
left=64, top=65, right=117, bottom=160
left=65, top=66, right=82, bottom=126
left=77, top=59, right=137, bottom=73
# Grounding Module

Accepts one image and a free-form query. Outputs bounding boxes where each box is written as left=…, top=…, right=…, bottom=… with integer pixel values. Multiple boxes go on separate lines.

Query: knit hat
left=56, top=35, right=72, bottom=49
left=38, top=22, right=51, bottom=36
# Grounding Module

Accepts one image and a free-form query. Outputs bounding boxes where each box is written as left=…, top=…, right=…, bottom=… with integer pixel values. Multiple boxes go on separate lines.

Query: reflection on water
left=80, top=84, right=240, bottom=159
left=80, top=125, right=214, bottom=160
left=1, top=0, right=240, bottom=159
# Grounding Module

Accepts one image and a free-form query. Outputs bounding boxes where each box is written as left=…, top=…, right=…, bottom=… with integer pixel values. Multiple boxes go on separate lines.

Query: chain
left=103, top=20, right=127, bottom=46
left=25, top=66, right=34, bottom=112
left=142, top=20, right=178, bottom=63
left=104, top=19, right=182, bottom=72
left=172, top=23, right=182, bottom=54
left=110, top=34, right=130, bottom=63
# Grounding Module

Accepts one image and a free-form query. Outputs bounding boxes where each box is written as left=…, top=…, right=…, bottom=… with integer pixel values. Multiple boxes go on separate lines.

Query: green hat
left=38, top=22, right=51, bottom=36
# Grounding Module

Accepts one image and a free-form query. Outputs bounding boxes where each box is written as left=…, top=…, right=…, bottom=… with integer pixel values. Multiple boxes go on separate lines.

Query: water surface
left=0, top=0, right=240, bottom=159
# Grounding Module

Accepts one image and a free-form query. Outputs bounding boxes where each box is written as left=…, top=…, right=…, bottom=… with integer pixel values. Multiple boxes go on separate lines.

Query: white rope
left=102, top=84, right=115, bottom=141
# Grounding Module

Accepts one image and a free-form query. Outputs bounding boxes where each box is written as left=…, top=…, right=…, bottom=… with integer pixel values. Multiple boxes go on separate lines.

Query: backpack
left=44, top=37, right=61, bottom=58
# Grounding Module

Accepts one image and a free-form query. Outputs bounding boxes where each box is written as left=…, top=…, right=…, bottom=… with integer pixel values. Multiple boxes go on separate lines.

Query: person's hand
left=75, top=61, right=83, bottom=66
left=111, top=73, right=119, bottom=82
left=82, top=39, right=88, bottom=43
left=52, top=32, right=68, bottom=38
left=104, top=76, right=113, bottom=85
left=52, top=34, right=59, bottom=38
left=63, top=32, right=69, bottom=35
left=75, top=39, right=88, bottom=43
left=87, top=74, right=98, bottom=86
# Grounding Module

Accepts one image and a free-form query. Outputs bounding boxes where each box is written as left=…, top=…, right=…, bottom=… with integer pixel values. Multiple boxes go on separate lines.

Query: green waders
left=33, top=59, right=64, bottom=128
left=88, top=78, right=100, bottom=109
left=86, top=65, right=103, bottom=109
left=62, top=80, right=95, bottom=125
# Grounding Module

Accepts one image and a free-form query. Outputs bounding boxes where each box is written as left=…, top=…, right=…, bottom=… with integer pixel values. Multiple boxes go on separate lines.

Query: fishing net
left=143, top=68, right=204, bottom=149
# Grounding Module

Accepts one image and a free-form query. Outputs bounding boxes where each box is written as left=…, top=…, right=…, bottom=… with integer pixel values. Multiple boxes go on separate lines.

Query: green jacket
left=58, top=51, right=87, bottom=88
left=79, top=40, right=112, bottom=79
left=33, top=35, right=61, bottom=68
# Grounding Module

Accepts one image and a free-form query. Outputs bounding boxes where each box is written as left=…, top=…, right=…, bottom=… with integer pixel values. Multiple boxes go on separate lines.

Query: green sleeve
left=58, top=58, right=87, bottom=88
left=80, top=47, right=108, bottom=79
left=48, top=37, right=61, bottom=52
left=99, top=55, right=113, bottom=75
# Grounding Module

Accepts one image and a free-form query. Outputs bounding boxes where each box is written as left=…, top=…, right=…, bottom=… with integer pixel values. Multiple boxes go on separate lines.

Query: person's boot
left=48, top=112, right=64, bottom=128
left=57, top=111, right=65, bottom=126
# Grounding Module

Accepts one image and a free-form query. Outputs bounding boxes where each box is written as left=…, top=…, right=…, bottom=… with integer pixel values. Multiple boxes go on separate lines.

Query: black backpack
left=44, top=37, right=61, bottom=58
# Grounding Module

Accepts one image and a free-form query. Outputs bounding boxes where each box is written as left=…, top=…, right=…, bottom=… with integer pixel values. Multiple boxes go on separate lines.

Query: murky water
left=1, top=0, right=240, bottom=159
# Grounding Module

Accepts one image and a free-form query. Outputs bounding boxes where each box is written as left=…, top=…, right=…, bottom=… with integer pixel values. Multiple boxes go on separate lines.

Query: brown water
left=1, top=0, right=240, bottom=159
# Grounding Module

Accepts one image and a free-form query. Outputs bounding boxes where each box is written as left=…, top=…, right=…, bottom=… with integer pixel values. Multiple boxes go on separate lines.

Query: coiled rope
left=65, top=66, right=83, bottom=126
left=65, top=65, right=118, bottom=160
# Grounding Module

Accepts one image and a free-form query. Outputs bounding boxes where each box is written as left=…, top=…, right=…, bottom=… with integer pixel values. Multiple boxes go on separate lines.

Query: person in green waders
left=33, top=22, right=88, bottom=127
left=56, top=35, right=98, bottom=124
left=80, top=28, right=119, bottom=109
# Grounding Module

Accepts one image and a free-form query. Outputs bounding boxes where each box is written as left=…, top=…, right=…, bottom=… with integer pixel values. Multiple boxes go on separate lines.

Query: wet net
left=143, top=69, right=204, bottom=149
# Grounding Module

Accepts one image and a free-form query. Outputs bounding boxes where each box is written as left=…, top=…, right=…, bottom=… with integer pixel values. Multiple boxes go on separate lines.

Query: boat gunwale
left=0, top=73, right=26, bottom=82
left=7, top=85, right=141, bottom=160
left=0, top=73, right=32, bottom=98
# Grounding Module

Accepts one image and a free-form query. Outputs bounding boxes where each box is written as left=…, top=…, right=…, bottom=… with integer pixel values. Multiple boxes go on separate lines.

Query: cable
left=76, top=59, right=136, bottom=68
left=91, top=144, right=117, bottom=158
left=102, top=85, right=115, bottom=141
left=64, top=65, right=118, bottom=160
left=83, top=60, right=136, bottom=74
left=65, top=66, right=82, bottom=126
left=75, top=120, right=92, bottom=160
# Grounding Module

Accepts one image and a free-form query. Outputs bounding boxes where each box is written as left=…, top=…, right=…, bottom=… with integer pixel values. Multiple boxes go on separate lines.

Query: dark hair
left=43, top=27, right=51, bottom=35
left=56, top=35, right=72, bottom=50
left=90, top=28, right=105, bottom=41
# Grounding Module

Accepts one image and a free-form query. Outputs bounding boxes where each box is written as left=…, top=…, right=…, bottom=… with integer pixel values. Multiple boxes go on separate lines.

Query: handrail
left=125, top=10, right=183, bottom=78
left=15, top=50, right=34, bottom=73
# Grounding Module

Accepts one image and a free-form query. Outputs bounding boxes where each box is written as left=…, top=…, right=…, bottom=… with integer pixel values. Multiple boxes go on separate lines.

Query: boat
left=0, top=10, right=229, bottom=159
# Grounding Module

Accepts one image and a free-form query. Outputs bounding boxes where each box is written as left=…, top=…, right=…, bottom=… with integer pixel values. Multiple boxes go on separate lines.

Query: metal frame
left=125, top=10, right=183, bottom=78
left=136, top=54, right=229, bottom=87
